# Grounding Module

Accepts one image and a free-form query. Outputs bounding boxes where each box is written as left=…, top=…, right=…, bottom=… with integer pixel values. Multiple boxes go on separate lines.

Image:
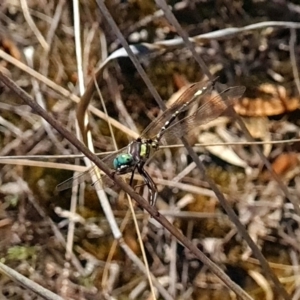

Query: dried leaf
left=235, top=83, right=299, bottom=116
left=198, top=131, right=248, bottom=168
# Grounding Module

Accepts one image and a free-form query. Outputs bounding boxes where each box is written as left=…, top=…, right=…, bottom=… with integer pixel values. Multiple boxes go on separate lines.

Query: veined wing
left=159, top=86, right=246, bottom=141
left=140, top=80, right=214, bottom=139
left=56, top=146, right=128, bottom=191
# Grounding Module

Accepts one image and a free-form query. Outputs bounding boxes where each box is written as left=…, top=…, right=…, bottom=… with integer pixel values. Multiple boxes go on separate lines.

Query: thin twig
left=0, top=262, right=64, bottom=300
left=154, top=2, right=292, bottom=299
left=0, top=137, right=299, bottom=161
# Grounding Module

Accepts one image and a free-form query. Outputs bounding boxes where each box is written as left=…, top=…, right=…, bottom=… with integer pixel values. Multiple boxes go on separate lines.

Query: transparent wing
left=56, top=79, right=213, bottom=192
left=140, top=80, right=214, bottom=139
left=56, top=83, right=245, bottom=192
left=56, top=146, right=128, bottom=191
left=160, top=86, right=246, bottom=141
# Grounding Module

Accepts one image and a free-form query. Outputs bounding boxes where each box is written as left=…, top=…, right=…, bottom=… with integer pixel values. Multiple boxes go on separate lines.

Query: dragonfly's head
left=113, top=153, right=134, bottom=173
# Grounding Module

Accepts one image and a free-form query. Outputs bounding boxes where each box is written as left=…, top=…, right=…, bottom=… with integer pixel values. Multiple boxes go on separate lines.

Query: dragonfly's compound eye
left=113, top=153, right=134, bottom=171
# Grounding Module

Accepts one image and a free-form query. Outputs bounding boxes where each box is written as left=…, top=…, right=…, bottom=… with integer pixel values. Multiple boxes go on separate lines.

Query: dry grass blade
left=0, top=262, right=63, bottom=300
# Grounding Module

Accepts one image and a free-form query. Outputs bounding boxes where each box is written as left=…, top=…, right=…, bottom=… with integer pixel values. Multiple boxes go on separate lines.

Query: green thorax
left=113, top=139, right=153, bottom=173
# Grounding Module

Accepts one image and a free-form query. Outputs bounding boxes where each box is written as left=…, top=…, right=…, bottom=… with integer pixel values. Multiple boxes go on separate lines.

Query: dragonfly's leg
left=137, top=165, right=158, bottom=206
left=129, top=164, right=138, bottom=187
left=129, top=165, right=147, bottom=199
left=127, top=165, right=146, bottom=200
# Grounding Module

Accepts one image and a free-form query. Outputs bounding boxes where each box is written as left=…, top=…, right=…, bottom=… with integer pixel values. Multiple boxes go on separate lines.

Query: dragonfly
left=56, top=80, right=245, bottom=205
